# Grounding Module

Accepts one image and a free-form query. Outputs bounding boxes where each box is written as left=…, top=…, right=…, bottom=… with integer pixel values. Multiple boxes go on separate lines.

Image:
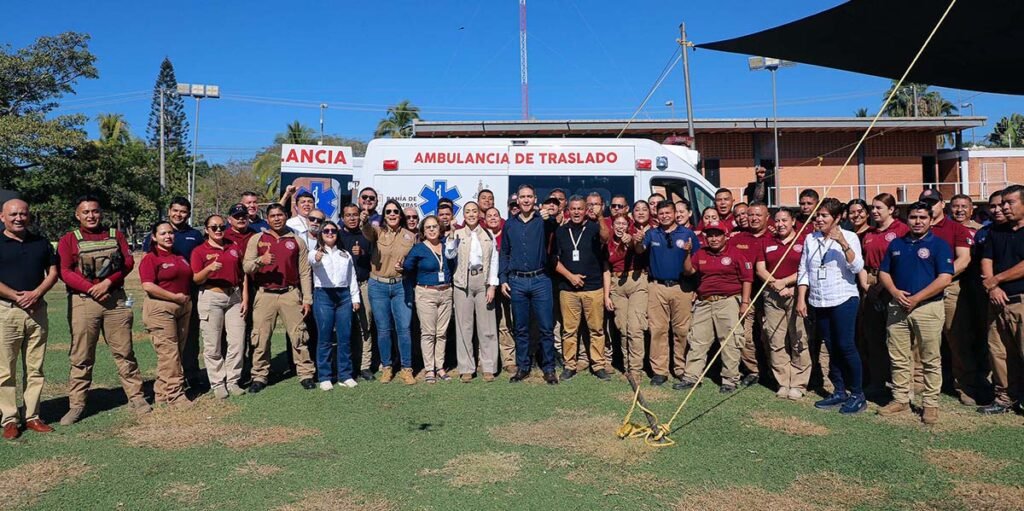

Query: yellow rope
left=619, top=0, right=960, bottom=445
left=617, top=382, right=675, bottom=447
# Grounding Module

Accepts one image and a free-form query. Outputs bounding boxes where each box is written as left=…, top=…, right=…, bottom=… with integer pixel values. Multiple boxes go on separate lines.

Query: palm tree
left=881, top=81, right=957, bottom=118
left=854, top=108, right=869, bottom=117
left=275, top=121, right=317, bottom=145
left=97, top=113, right=131, bottom=145
left=250, top=121, right=318, bottom=199
left=987, top=114, right=1024, bottom=148
left=374, top=100, right=421, bottom=138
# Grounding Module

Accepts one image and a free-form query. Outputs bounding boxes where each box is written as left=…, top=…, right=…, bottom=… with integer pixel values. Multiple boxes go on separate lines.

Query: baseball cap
left=919, top=189, right=943, bottom=203
left=228, top=203, right=248, bottom=217
left=703, top=220, right=731, bottom=235
left=542, top=198, right=561, bottom=207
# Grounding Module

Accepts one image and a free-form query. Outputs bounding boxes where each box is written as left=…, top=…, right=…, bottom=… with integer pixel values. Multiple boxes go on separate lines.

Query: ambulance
left=354, top=138, right=718, bottom=220
left=278, top=143, right=358, bottom=222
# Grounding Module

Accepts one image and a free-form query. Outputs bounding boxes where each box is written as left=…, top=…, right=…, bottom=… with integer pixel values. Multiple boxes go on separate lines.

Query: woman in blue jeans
left=796, top=197, right=867, bottom=414
left=362, top=199, right=418, bottom=384
left=309, top=221, right=362, bottom=390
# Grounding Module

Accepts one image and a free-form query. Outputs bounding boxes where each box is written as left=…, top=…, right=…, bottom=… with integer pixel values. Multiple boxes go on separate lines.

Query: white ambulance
left=354, top=138, right=718, bottom=220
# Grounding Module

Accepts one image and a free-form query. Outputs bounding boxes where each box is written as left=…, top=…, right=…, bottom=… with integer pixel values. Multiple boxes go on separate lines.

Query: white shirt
left=444, top=225, right=500, bottom=286
left=287, top=215, right=309, bottom=237
left=308, top=246, right=361, bottom=302
left=797, top=229, right=864, bottom=308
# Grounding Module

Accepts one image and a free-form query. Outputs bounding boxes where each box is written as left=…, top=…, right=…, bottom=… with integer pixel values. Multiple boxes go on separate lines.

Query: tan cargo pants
left=453, top=271, right=498, bottom=374
left=762, top=289, right=811, bottom=391
left=197, top=289, right=245, bottom=389
left=416, top=286, right=453, bottom=373
left=0, top=301, right=47, bottom=424
left=987, top=300, right=1024, bottom=406
left=143, top=298, right=192, bottom=404
left=609, top=272, right=648, bottom=375
left=647, top=282, right=692, bottom=378
left=560, top=288, right=606, bottom=372
left=887, top=300, right=945, bottom=408
left=251, top=288, right=315, bottom=383
left=683, top=296, right=743, bottom=386
left=67, top=290, right=144, bottom=408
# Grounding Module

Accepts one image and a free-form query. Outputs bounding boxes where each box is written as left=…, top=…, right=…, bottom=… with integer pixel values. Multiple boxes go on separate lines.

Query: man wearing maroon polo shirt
left=920, top=189, right=980, bottom=405
left=731, top=202, right=771, bottom=386
left=714, top=189, right=737, bottom=230
left=242, top=203, right=317, bottom=393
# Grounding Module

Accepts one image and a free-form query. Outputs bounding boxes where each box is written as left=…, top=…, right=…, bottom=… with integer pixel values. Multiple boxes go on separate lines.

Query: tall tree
left=374, top=100, right=421, bottom=138
left=97, top=113, right=131, bottom=146
left=854, top=107, right=869, bottom=117
left=146, top=57, right=189, bottom=152
left=0, top=32, right=97, bottom=180
left=881, top=81, right=957, bottom=118
left=275, top=121, right=316, bottom=145
left=987, top=114, right=1024, bottom=148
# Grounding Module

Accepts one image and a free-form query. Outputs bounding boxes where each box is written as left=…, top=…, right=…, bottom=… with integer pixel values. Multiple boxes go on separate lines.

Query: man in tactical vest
left=57, top=195, right=150, bottom=425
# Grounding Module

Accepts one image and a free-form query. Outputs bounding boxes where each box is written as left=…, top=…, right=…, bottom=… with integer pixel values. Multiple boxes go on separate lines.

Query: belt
left=1007, top=294, right=1024, bottom=304
left=418, top=284, right=452, bottom=291
left=611, top=269, right=647, bottom=278
left=512, top=269, right=545, bottom=278
left=701, top=294, right=737, bottom=302
left=651, top=279, right=680, bottom=287
left=469, top=268, right=484, bottom=276
left=260, top=286, right=294, bottom=294
left=203, top=286, right=236, bottom=295
left=866, top=268, right=879, bottom=276
left=370, top=275, right=402, bottom=284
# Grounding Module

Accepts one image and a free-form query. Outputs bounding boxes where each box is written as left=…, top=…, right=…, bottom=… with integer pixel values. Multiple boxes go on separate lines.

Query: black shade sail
left=697, top=0, right=1024, bottom=95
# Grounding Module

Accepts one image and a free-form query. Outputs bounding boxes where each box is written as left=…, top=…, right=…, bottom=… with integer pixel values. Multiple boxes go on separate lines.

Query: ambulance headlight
left=656, top=156, right=668, bottom=170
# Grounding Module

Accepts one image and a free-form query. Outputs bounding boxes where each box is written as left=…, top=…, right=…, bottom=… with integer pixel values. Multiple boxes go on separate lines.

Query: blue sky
left=4, top=0, right=1019, bottom=163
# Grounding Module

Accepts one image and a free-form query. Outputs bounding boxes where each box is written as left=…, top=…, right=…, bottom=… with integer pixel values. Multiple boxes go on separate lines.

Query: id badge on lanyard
left=572, top=250, right=580, bottom=262
left=817, top=266, right=827, bottom=280
left=437, top=270, right=446, bottom=282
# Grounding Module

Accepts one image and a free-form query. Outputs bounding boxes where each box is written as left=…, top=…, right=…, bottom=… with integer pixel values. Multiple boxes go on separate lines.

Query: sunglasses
left=361, top=195, right=377, bottom=201
left=308, top=217, right=324, bottom=224
left=322, top=229, right=338, bottom=234
left=424, top=224, right=440, bottom=230
left=407, top=216, right=419, bottom=220
left=384, top=209, right=401, bottom=215
left=207, top=224, right=226, bottom=231
left=611, top=204, right=626, bottom=209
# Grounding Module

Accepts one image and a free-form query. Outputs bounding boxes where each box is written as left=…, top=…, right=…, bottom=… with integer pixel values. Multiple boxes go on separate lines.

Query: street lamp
left=319, top=103, right=327, bottom=145
left=665, top=100, right=675, bottom=119
left=960, top=102, right=975, bottom=145
left=177, top=83, right=220, bottom=209
left=748, top=56, right=795, bottom=174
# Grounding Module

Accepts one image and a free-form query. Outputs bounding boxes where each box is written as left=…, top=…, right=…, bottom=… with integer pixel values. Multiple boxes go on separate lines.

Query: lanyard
left=813, top=235, right=833, bottom=268
left=429, top=244, right=445, bottom=275
left=568, top=224, right=586, bottom=251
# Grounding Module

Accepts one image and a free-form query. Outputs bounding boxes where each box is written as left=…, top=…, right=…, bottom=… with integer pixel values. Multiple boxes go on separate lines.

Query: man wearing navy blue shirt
left=499, top=184, right=560, bottom=384
left=636, top=200, right=700, bottom=386
left=878, top=202, right=953, bottom=425
left=142, top=197, right=204, bottom=259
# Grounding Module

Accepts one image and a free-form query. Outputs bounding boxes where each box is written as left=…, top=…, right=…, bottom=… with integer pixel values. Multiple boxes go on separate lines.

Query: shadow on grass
left=667, top=383, right=752, bottom=436
left=38, top=381, right=155, bottom=424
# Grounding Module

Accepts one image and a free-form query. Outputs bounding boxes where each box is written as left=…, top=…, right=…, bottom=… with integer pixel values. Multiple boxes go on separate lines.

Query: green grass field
left=2, top=274, right=1023, bottom=510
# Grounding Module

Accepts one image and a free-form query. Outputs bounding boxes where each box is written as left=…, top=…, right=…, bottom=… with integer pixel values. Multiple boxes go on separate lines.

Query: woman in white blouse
left=796, top=198, right=867, bottom=414
left=310, top=221, right=362, bottom=390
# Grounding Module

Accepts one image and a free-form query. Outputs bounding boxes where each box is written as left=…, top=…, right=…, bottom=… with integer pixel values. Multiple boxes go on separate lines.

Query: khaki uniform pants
left=416, top=286, right=453, bottom=372
left=251, top=288, right=315, bottom=383
left=609, top=273, right=648, bottom=374
left=354, top=280, right=374, bottom=372
left=762, top=289, right=811, bottom=390
left=495, top=295, right=516, bottom=369
left=684, top=297, right=743, bottom=386
left=454, top=272, right=498, bottom=374
left=741, top=304, right=760, bottom=376
left=197, top=289, right=245, bottom=389
left=143, top=298, right=192, bottom=404
left=647, top=282, right=692, bottom=377
left=0, top=302, right=47, bottom=424
left=67, top=290, right=143, bottom=408
left=887, top=300, right=945, bottom=408
left=987, top=301, right=1024, bottom=406
left=559, top=289, right=606, bottom=372
left=944, top=280, right=983, bottom=398
left=859, top=273, right=892, bottom=389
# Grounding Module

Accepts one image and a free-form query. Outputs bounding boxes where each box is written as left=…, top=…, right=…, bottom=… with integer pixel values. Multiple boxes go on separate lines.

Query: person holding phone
left=797, top=198, right=866, bottom=414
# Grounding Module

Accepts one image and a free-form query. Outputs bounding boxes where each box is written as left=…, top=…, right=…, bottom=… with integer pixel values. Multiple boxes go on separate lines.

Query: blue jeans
left=313, top=287, right=354, bottom=382
left=367, top=279, right=413, bottom=368
left=813, top=296, right=863, bottom=395
left=509, top=274, right=556, bottom=373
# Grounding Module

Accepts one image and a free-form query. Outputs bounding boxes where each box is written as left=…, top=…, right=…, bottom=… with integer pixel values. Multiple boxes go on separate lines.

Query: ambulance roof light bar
left=635, top=159, right=652, bottom=171
left=383, top=160, right=399, bottom=171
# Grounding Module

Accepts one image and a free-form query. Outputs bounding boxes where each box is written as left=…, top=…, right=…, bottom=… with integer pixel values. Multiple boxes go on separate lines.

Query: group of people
left=2, top=173, right=1024, bottom=439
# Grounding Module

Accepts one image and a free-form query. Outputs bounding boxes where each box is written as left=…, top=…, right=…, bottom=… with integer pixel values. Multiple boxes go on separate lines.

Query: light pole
left=176, top=83, right=220, bottom=209
left=678, top=23, right=696, bottom=146
left=749, top=57, right=795, bottom=174
left=665, top=100, right=675, bottom=119
left=319, top=103, right=327, bottom=145
left=960, top=102, right=975, bottom=145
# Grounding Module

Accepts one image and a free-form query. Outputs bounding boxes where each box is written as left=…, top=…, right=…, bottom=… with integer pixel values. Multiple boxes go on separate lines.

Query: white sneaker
left=338, top=379, right=358, bottom=388
left=319, top=381, right=334, bottom=391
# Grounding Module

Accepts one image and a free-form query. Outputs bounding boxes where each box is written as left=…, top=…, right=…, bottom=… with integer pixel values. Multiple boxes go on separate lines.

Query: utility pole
left=678, top=23, right=696, bottom=148
left=319, top=103, right=327, bottom=145
left=770, top=67, right=780, bottom=172
left=519, top=0, right=529, bottom=120
left=190, top=96, right=201, bottom=207
left=912, top=86, right=919, bottom=117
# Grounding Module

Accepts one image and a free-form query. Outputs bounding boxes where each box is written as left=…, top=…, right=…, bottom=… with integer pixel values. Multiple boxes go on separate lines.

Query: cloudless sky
left=4, top=0, right=1020, bottom=163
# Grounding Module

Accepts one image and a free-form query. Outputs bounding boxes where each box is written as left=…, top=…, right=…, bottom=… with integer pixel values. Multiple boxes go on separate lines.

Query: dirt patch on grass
left=490, top=410, right=652, bottom=465
left=950, top=481, right=1024, bottom=511
left=420, top=451, right=522, bottom=487
left=0, top=456, right=93, bottom=507
left=751, top=411, right=830, bottom=437
left=117, top=398, right=319, bottom=450
left=274, top=488, right=396, bottom=511
left=676, top=472, right=884, bottom=511
left=162, top=482, right=207, bottom=503
left=924, top=448, right=1012, bottom=477
left=614, top=386, right=676, bottom=404
left=234, top=460, right=284, bottom=478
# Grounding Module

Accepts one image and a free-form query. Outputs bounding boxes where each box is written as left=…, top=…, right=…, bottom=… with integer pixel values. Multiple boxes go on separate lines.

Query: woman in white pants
left=445, top=202, right=500, bottom=382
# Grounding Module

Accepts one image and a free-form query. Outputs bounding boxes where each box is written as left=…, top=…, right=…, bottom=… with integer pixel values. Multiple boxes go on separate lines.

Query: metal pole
left=912, top=86, right=919, bottom=117
left=319, top=103, right=326, bottom=145
left=679, top=23, right=696, bottom=147
left=771, top=68, right=780, bottom=172
left=970, top=104, right=976, bottom=145
left=159, top=89, right=166, bottom=196
left=190, top=97, right=201, bottom=208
